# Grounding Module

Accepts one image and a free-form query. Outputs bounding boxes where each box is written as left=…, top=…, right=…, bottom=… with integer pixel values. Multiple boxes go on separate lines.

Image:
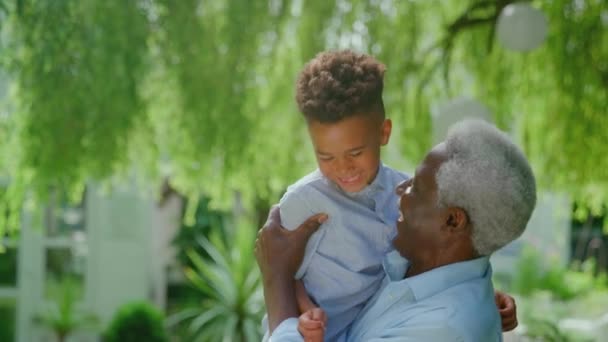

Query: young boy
left=266, top=50, right=515, bottom=341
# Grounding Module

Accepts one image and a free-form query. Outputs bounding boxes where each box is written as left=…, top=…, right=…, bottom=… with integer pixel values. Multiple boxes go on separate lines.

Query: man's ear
left=380, top=118, right=392, bottom=146
left=445, top=207, right=469, bottom=234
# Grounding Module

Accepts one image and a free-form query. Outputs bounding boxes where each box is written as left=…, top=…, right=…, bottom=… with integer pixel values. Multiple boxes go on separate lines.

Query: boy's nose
left=336, top=158, right=354, bottom=172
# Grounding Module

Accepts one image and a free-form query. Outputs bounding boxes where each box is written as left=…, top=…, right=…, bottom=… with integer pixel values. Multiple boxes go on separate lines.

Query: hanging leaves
left=0, top=0, right=606, bottom=238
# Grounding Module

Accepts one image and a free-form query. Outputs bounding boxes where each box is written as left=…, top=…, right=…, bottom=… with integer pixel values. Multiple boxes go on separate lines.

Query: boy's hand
left=495, top=291, right=517, bottom=331
left=298, top=307, right=327, bottom=342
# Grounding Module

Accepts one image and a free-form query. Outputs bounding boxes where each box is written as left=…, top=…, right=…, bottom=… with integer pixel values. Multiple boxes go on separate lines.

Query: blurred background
left=0, top=0, right=606, bottom=341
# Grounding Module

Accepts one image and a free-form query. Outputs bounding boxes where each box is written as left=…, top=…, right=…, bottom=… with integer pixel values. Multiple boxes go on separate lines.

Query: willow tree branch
left=0, top=1, right=8, bottom=15
left=417, top=0, right=530, bottom=97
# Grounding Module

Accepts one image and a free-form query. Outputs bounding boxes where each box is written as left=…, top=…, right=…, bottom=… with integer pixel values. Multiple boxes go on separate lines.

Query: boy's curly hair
left=295, top=50, right=386, bottom=123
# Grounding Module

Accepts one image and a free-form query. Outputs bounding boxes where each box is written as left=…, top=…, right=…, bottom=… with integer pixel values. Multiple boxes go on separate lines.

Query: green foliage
left=0, top=245, right=17, bottom=284
left=511, top=247, right=608, bottom=300
left=166, top=222, right=264, bottom=342
left=33, top=277, right=98, bottom=342
left=11, top=0, right=149, bottom=187
left=0, top=0, right=606, bottom=237
left=171, top=196, right=229, bottom=267
left=467, top=0, right=608, bottom=220
left=514, top=289, right=608, bottom=342
left=104, top=301, right=168, bottom=342
left=523, top=317, right=594, bottom=342
left=0, top=299, right=16, bottom=342
left=510, top=248, right=608, bottom=341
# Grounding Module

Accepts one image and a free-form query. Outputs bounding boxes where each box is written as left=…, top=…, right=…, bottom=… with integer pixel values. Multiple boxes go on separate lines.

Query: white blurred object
left=62, top=207, right=84, bottom=225
left=496, top=3, right=548, bottom=52
left=560, top=313, right=608, bottom=340
left=432, top=96, right=492, bottom=144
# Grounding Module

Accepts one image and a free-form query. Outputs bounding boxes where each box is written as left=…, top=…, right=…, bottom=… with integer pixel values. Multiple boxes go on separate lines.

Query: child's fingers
left=310, top=308, right=327, bottom=326
left=298, top=313, right=324, bottom=342
left=299, top=310, right=324, bottom=330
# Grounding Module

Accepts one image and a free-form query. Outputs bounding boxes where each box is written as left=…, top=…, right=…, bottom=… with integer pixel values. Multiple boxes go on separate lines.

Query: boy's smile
left=307, top=114, right=392, bottom=193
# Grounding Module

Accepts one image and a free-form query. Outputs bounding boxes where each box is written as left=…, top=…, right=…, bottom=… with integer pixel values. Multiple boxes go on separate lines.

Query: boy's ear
left=380, top=119, right=392, bottom=145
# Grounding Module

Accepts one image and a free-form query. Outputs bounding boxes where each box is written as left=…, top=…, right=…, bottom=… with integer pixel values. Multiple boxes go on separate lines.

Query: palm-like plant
left=33, top=277, right=98, bottom=342
left=167, top=222, right=264, bottom=341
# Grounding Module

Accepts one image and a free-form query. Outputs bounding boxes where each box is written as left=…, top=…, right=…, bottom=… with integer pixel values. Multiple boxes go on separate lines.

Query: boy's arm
left=280, top=188, right=319, bottom=230
left=495, top=290, right=517, bottom=331
left=295, top=280, right=317, bottom=313
left=279, top=189, right=327, bottom=279
left=295, top=281, right=327, bottom=342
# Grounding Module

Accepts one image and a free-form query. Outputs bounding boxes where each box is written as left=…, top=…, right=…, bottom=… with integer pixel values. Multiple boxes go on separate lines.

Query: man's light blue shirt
left=271, top=252, right=503, bottom=341
left=276, top=164, right=408, bottom=340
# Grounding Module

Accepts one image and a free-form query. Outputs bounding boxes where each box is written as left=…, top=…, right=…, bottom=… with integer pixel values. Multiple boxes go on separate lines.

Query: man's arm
left=364, top=325, right=467, bottom=342
left=255, top=206, right=328, bottom=334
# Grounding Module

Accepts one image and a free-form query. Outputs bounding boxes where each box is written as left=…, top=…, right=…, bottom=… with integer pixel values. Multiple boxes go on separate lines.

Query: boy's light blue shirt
left=271, top=252, right=503, bottom=342
left=277, top=164, right=408, bottom=340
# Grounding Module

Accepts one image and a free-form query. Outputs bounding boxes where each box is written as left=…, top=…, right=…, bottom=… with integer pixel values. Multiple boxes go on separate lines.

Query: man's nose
left=396, top=179, right=410, bottom=195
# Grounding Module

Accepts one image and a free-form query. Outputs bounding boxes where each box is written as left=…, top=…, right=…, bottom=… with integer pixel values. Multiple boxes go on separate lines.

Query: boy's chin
left=338, top=182, right=367, bottom=193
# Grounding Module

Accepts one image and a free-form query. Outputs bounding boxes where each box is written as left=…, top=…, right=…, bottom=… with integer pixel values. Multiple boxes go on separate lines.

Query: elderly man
left=255, top=119, right=536, bottom=341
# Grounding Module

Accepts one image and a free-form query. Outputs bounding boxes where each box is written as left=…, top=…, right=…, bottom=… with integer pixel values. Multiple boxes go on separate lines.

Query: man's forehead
left=415, top=145, right=447, bottom=183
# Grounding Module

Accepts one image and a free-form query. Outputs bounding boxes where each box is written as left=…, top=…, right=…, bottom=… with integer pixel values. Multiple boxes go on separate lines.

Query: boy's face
left=307, top=114, right=392, bottom=193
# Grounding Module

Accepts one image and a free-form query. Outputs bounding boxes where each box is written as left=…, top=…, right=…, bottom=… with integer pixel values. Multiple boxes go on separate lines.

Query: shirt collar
left=383, top=252, right=491, bottom=302
left=368, top=163, right=387, bottom=192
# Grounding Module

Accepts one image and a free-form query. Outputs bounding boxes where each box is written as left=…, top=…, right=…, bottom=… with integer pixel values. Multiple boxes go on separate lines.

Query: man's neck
left=404, top=253, right=476, bottom=279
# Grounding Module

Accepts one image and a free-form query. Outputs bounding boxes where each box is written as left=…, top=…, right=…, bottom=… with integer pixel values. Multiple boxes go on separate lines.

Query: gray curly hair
left=435, top=119, right=537, bottom=256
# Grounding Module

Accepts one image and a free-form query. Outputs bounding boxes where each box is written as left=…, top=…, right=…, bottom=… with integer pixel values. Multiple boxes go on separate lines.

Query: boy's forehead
left=309, top=115, right=378, bottom=136
left=305, top=110, right=384, bottom=124
left=308, top=119, right=377, bottom=151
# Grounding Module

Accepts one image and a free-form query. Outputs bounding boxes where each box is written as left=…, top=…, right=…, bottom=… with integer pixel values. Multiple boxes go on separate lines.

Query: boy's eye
left=349, top=151, right=362, bottom=157
left=319, top=156, right=333, bottom=161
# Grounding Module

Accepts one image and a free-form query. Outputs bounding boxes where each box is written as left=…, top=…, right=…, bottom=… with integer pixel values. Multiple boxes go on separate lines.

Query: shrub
left=104, top=301, right=168, bottom=342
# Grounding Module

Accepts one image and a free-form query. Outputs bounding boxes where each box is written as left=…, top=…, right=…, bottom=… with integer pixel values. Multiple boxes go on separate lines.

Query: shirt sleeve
left=279, top=188, right=328, bottom=279
left=268, top=318, right=304, bottom=342
left=279, top=187, right=317, bottom=230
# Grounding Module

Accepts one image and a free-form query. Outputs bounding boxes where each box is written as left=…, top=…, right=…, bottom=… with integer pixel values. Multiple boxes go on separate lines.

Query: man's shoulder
left=427, top=278, right=501, bottom=340
left=386, top=290, right=499, bottom=341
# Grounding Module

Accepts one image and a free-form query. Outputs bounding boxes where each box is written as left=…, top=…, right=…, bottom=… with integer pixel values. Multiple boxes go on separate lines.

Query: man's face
left=392, top=143, right=448, bottom=260
left=307, top=114, right=391, bottom=193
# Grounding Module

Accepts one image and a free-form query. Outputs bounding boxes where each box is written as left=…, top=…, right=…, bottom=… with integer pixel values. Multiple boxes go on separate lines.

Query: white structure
left=10, top=183, right=181, bottom=341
